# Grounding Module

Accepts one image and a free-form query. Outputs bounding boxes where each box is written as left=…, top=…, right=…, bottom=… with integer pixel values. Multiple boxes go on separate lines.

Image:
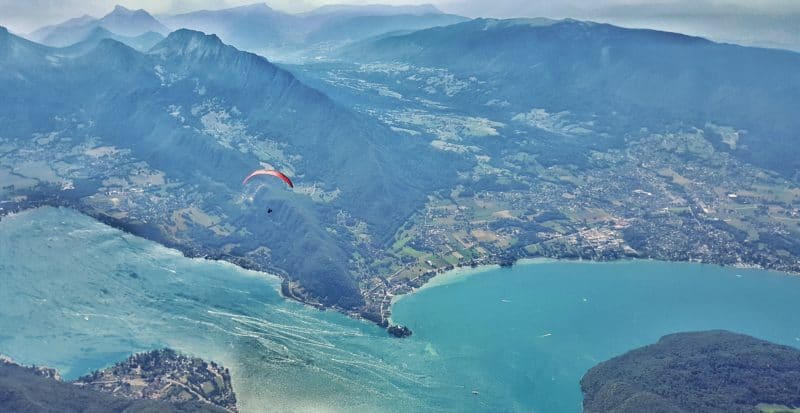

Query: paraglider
left=242, top=170, right=293, bottom=215
left=242, top=169, right=294, bottom=188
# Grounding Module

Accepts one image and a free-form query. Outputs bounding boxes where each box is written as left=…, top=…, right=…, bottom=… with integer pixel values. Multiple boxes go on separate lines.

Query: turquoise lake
left=391, top=260, right=800, bottom=412
left=1, top=207, right=799, bottom=412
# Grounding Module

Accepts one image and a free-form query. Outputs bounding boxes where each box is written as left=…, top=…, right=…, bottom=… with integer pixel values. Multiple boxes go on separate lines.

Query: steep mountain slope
left=28, top=5, right=168, bottom=47
left=0, top=28, right=449, bottom=310
left=282, top=17, right=800, bottom=323
left=342, top=18, right=800, bottom=179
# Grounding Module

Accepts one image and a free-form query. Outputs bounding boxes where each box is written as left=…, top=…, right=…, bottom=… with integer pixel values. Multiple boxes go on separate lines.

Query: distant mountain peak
left=98, top=4, right=169, bottom=36
left=417, top=3, right=442, bottom=12
left=149, top=29, right=228, bottom=59
left=229, top=2, right=273, bottom=11
left=105, top=4, right=154, bottom=19
left=77, top=37, right=144, bottom=66
left=167, top=28, right=223, bottom=44
left=93, top=37, right=136, bottom=54
left=401, top=3, right=442, bottom=14
left=108, top=4, right=148, bottom=15
left=170, top=28, right=223, bottom=42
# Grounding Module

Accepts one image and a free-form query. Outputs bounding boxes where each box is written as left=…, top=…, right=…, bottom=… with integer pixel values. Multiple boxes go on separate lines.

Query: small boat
left=471, top=390, right=480, bottom=396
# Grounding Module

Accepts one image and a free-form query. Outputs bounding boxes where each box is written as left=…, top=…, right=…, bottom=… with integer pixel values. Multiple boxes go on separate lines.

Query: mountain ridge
left=57, top=26, right=164, bottom=53
left=27, top=4, right=168, bottom=47
left=341, top=17, right=800, bottom=179
left=99, top=4, right=170, bottom=37
left=157, top=3, right=467, bottom=56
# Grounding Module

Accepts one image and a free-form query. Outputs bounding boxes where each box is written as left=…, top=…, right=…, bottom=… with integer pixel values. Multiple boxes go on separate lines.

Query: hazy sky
left=1, top=0, right=798, bottom=49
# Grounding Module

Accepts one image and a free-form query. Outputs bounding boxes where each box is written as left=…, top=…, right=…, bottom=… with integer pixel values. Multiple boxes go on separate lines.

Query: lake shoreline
left=3, top=205, right=794, bottom=337
left=386, top=259, right=800, bottom=412
left=387, top=256, right=797, bottom=324
left=5, top=207, right=800, bottom=413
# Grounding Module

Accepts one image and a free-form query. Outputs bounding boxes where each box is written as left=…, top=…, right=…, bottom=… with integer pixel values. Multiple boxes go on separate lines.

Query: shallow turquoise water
left=0, top=208, right=448, bottom=412
left=391, top=260, right=800, bottom=412
left=2, top=207, right=799, bottom=412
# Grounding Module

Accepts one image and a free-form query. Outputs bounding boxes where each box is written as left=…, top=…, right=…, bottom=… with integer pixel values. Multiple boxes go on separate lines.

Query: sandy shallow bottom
left=0, top=208, right=454, bottom=412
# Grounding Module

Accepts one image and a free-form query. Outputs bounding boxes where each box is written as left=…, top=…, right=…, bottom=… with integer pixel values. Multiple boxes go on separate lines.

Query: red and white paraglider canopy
left=242, top=169, right=294, bottom=188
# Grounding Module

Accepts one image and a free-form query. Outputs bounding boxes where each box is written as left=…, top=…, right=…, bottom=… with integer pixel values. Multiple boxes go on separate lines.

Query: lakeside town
left=355, top=129, right=800, bottom=326
left=1, top=350, right=237, bottom=412
left=2, top=102, right=799, bottom=334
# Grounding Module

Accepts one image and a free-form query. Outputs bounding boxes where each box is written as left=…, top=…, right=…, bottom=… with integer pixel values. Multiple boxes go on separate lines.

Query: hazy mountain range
left=25, top=3, right=467, bottom=56
left=340, top=17, right=800, bottom=179
left=29, top=5, right=169, bottom=47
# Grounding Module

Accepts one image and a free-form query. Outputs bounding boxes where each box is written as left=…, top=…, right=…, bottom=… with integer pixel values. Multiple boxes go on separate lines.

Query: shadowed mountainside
left=0, top=26, right=453, bottom=310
